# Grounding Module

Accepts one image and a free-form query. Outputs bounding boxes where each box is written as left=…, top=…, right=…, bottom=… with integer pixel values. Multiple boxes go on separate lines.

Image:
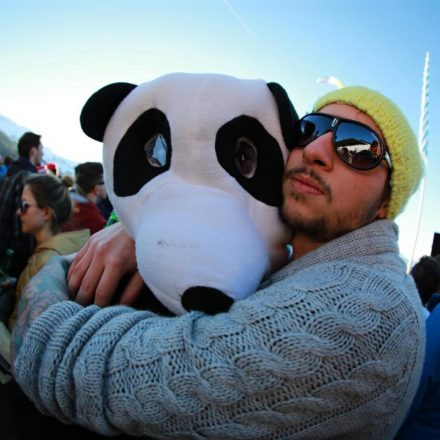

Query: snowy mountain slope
left=0, top=114, right=77, bottom=175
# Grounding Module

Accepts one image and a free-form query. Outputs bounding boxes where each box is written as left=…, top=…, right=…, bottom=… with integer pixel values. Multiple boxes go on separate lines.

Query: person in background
left=0, top=174, right=90, bottom=432
left=397, top=257, right=440, bottom=439
left=5, top=133, right=43, bottom=178
left=0, top=132, right=43, bottom=280
left=427, top=254, right=440, bottom=312
left=61, top=162, right=106, bottom=235
left=46, top=162, right=59, bottom=177
left=61, top=174, right=74, bottom=190
left=0, top=154, right=8, bottom=179
left=410, top=255, right=440, bottom=315
left=13, top=87, right=424, bottom=439
left=8, top=174, right=89, bottom=329
left=96, top=195, right=114, bottom=222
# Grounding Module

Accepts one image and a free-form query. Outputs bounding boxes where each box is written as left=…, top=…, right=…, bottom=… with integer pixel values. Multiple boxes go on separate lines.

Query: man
left=397, top=300, right=440, bottom=439
left=61, top=162, right=107, bottom=235
left=12, top=87, right=424, bottom=439
left=0, top=132, right=43, bottom=279
left=410, top=256, right=440, bottom=313
left=5, top=132, right=43, bottom=178
left=0, top=154, right=7, bottom=179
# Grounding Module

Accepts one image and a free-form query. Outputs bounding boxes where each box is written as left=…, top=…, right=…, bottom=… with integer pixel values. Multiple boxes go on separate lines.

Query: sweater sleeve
left=13, top=258, right=424, bottom=439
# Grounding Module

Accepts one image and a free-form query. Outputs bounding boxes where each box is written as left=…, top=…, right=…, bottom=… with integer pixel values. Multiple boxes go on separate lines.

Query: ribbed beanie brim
left=313, top=86, right=423, bottom=219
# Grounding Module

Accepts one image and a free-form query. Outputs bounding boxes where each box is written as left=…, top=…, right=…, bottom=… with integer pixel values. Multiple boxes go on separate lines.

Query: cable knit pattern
left=14, top=220, right=424, bottom=439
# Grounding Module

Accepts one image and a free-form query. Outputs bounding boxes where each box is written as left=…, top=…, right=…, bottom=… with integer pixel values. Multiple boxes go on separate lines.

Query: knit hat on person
left=313, top=86, right=424, bottom=219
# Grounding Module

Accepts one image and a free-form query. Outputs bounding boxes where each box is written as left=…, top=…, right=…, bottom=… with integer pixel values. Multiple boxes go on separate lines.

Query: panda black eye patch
left=215, top=116, right=285, bottom=206
left=113, top=109, right=172, bottom=197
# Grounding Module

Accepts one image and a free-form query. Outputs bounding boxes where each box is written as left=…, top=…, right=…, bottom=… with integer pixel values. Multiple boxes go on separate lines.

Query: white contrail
left=222, top=0, right=260, bottom=43
left=221, top=0, right=290, bottom=79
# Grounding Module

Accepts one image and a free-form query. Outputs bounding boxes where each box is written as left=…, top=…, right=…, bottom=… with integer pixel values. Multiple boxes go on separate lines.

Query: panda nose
left=181, top=286, right=234, bottom=315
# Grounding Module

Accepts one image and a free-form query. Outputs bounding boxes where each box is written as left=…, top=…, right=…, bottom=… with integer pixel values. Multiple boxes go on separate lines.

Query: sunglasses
left=18, top=200, right=35, bottom=213
left=295, top=113, right=392, bottom=171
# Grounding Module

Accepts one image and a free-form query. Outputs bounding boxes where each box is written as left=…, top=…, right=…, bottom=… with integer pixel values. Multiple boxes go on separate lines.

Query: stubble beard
left=280, top=199, right=382, bottom=242
left=280, top=169, right=385, bottom=243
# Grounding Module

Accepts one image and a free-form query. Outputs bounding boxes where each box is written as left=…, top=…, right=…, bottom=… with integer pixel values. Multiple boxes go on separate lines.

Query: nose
left=181, top=286, right=234, bottom=315
left=302, top=132, right=334, bottom=170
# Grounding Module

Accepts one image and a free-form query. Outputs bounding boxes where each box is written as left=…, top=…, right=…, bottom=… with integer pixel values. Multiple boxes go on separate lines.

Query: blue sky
left=0, top=0, right=438, bottom=265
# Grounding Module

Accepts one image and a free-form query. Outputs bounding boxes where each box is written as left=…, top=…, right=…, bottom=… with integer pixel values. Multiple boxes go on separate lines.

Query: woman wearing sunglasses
left=8, top=174, right=90, bottom=329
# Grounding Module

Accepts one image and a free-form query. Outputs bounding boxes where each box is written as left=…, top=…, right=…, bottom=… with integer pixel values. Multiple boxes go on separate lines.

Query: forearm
left=13, top=267, right=423, bottom=439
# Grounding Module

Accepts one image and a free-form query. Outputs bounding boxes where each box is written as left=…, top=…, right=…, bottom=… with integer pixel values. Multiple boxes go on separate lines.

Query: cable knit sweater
left=13, top=220, right=425, bottom=439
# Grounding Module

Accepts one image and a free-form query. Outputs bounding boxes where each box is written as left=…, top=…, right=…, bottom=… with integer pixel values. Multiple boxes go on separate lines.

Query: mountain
left=0, top=114, right=28, bottom=140
left=0, top=114, right=77, bottom=175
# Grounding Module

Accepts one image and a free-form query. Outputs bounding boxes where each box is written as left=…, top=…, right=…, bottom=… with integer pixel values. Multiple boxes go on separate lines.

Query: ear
left=43, top=206, right=53, bottom=223
left=80, top=82, right=137, bottom=141
left=376, top=198, right=389, bottom=219
left=266, top=82, right=299, bottom=150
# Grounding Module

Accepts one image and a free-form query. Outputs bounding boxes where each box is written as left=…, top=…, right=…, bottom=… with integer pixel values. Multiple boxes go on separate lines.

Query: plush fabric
left=314, top=86, right=424, bottom=219
left=14, top=220, right=425, bottom=439
left=79, top=73, right=295, bottom=315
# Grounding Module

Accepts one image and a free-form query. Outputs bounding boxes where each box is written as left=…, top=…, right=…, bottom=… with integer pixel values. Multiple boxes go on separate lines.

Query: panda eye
left=145, top=134, right=168, bottom=167
left=234, top=137, right=257, bottom=178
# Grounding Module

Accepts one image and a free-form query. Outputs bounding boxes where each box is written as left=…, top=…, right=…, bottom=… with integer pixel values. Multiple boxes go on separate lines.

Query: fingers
left=118, top=271, right=144, bottom=306
left=74, top=253, right=106, bottom=306
left=93, top=258, right=131, bottom=307
left=66, top=222, right=138, bottom=307
left=67, top=240, right=92, bottom=299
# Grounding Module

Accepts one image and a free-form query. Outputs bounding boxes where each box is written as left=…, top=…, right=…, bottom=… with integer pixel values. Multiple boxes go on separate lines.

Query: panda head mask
left=80, top=73, right=298, bottom=315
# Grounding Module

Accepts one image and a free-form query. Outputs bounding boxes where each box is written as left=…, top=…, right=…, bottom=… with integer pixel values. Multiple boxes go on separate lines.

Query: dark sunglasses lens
left=20, top=201, right=29, bottom=213
left=297, top=115, right=332, bottom=146
left=335, top=122, right=382, bottom=169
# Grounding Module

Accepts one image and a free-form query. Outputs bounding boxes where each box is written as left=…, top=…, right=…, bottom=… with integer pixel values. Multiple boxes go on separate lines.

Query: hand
left=67, top=222, right=143, bottom=307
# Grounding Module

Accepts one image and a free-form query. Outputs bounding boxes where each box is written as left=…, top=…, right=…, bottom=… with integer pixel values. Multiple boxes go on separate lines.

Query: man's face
left=36, top=143, right=44, bottom=165
left=95, top=181, right=107, bottom=202
left=281, top=103, right=389, bottom=242
left=30, top=143, right=44, bottom=165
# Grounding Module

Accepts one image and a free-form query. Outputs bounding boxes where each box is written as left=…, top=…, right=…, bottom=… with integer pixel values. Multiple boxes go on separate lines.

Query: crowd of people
left=0, top=83, right=438, bottom=440
left=0, top=133, right=113, bottom=337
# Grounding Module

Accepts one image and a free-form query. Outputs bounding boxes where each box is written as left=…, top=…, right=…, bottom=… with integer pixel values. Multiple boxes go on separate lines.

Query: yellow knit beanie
left=313, top=86, right=424, bottom=219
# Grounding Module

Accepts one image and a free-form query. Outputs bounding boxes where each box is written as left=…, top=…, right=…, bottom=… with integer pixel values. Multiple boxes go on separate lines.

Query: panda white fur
left=80, top=73, right=298, bottom=315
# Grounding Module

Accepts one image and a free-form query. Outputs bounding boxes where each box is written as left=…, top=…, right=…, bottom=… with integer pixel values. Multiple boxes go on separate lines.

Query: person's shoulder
left=6, top=158, right=32, bottom=176
left=47, top=229, right=90, bottom=254
left=17, top=248, right=56, bottom=292
left=3, top=168, right=33, bottom=185
left=264, top=254, right=419, bottom=317
left=427, top=293, right=440, bottom=313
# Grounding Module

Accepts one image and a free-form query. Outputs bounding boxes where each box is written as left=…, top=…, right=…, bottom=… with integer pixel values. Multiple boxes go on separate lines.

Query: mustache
left=284, top=166, right=332, bottom=202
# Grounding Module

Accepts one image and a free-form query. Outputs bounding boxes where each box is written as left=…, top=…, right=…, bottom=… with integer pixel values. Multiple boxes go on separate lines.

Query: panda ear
left=267, top=82, right=299, bottom=150
left=80, top=82, right=137, bottom=141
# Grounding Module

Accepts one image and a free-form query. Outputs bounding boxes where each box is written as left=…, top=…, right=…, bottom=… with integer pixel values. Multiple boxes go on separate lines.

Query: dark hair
left=61, top=174, right=74, bottom=189
left=17, top=132, right=41, bottom=158
left=25, top=174, right=72, bottom=233
left=74, top=162, right=104, bottom=195
left=410, top=256, right=440, bottom=305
